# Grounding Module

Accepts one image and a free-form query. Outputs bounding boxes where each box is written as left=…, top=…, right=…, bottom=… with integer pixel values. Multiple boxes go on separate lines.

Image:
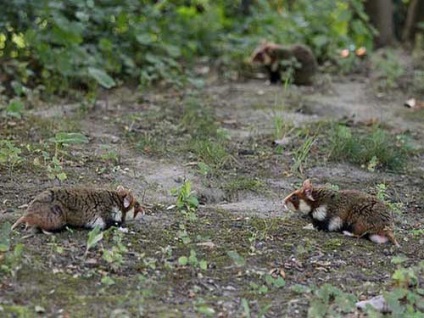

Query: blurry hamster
left=283, top=179, right=399, bottom=247
left=11, top=186, right=143, bottom=233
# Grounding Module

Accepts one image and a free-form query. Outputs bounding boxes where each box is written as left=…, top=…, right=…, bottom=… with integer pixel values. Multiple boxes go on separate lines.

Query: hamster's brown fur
left=283, top=180, right=399, bottom=247
left=250, top=41, right=317, bottom=85
left=11, top=186, right=143, bottom=233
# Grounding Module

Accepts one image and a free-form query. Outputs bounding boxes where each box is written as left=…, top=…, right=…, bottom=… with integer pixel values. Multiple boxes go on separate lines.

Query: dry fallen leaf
left=196, top=241, right=216, bottom=249
left=269, top=267, right=286, bottom=279
left=302, top=224, right=315, bottom=230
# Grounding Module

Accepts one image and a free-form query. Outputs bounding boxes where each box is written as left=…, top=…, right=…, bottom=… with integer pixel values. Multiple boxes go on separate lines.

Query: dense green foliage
left=0, top=0, right=373, bottom=97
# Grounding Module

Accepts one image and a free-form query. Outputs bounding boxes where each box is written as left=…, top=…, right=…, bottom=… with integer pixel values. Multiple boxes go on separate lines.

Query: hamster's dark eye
left=135, top=202, right=140, bottom=208
left=291, top=194, right=298, bottom=202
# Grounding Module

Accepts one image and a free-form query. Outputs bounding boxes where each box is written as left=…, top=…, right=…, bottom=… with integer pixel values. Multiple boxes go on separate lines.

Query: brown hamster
left=11, top=186, right=144, bottom=233
left=250, top=41, right=317, bottom=85
left=283, top=179, right=399, bottom=247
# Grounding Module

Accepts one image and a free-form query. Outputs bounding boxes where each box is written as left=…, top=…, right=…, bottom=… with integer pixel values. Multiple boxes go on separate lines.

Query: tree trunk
left=364, top=0, right=394, bottom=47
left=402, top=0, right=424, bottom=43
left=240, top=0, right=252, bottom=16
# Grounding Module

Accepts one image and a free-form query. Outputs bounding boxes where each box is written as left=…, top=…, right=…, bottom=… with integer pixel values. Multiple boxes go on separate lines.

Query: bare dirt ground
left=1, top=67, right=424, bottom=317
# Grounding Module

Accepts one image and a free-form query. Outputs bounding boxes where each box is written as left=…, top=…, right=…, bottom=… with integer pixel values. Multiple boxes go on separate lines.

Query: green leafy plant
left=101, top=275, right=115, bottom=286
left=45, top=155, right=67, bottom=182
left=49, top=132, right=89, bottom=158
left=5, top=99, right=24, bottom=118
left=307, top=284, right=356, bottom=317
left=171, top=180, right=199, bottom=221
left=249, top=281, right=269, bottom=295
left=227, top=250, right=246, bottom=267
left=178, top=249, right=207, bottom=270
left=264, top=273, right=286, bottom=289
left=88, top=67, right=116, bottom=89
left=249, top=273, right=286, bottom=296
left=84, top=226, right=103, bottom=257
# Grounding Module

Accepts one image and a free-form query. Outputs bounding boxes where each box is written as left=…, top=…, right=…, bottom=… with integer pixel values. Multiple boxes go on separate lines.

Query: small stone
left=356, top=295, right=390, bottom=313
left=35, top=306, right=45, bottom=313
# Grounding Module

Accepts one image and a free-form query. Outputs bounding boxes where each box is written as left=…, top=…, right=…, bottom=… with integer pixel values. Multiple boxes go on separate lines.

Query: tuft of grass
left=327, top=125, right=411, bottom=171
left=371, top=50, right=405, bottom=91
left=223, top=176, right=264, bottom=193
left=327, top=125, right=360, bottom=162
left=136, top=131, right=167, bottom=156
left=188, top=138, right=235, bottom=170
left=291, top=135, right=316, bottom=175
left=180, top=97, right=218, bottom=139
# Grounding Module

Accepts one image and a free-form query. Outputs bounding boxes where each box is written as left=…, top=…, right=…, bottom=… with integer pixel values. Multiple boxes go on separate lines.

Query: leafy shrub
left=224, top=0, right=374, bottom=64
left=0, top=0, right=375, bottom=97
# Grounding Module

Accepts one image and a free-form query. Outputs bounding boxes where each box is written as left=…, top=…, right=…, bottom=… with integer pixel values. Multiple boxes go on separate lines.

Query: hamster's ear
left=302, top=179, right=312, bottom=188
left=302, top=179, right=315, bottom=201
left=123, top=192, right=134, bottom=209
left=116, top=185, right=125, bottom=194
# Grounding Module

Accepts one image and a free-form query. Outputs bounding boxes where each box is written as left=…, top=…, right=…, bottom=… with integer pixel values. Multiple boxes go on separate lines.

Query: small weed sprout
left=45, top=155, right=67, bottom=182
left=84, top=226, right=104, bottom=257
left=102, top=229, right=128, bottom=272
left=248, top=231, right=259, bottom=255
left=42, top=132, right=89, bottom=182
left=0, top=223, right=24, bottom=278
left=101, top=275, right=115, bottom=286
left=99, top=145, right=120, bottom=166
left=195, top=300, right=215, bottom=316
left=48, top=236, right=64, bottom=256
left=178, top=249, right=207, bottom=270
left=0, top=140, right=22, bottom=177
left=159, top=245, right=174, bottom=269
left=177, top=224, right=192, bottom=245
left=227, top=250, right=246, bottom=267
